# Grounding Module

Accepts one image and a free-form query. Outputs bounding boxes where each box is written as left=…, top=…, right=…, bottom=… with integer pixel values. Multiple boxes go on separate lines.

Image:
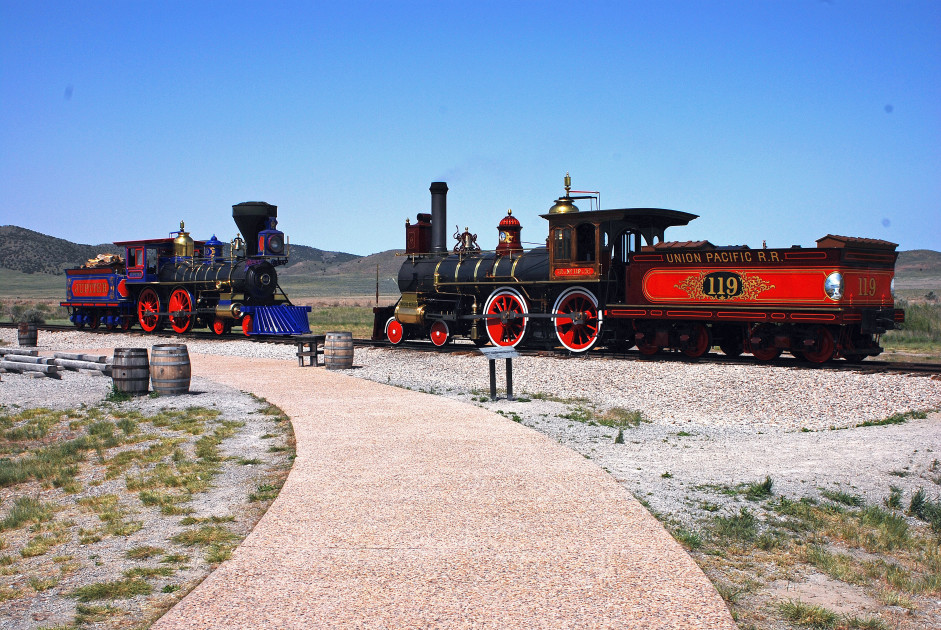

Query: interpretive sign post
left=477, top=347, right=519, bottom=401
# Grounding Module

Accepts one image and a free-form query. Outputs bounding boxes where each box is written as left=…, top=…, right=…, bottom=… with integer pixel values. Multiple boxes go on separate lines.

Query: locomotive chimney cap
left=499, top=209, right=521, bottom=228
left=548, top=172, right=579, bottom=214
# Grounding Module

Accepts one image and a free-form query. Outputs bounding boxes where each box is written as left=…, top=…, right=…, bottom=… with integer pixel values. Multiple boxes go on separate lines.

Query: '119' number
left=858, top=277, right=877, bottom=296
left=702, top=272, right=743, bottom=299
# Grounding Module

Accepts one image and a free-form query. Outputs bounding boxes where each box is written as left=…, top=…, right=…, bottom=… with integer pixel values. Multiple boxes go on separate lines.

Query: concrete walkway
left=151, top=354, right=735, bottom=629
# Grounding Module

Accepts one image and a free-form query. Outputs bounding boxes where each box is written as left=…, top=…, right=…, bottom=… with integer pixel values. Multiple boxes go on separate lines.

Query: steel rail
left=2, top=322, right=939, bottom=376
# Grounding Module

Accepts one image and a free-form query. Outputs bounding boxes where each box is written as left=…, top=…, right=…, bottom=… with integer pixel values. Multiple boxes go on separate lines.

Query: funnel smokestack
left=430, top=182, right=448, bottom=254
left=233, top=202, right=277, bottom=257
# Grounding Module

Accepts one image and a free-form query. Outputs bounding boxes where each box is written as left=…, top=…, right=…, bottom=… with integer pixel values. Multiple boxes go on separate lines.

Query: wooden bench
left=295, top=335, right=326, bottom=367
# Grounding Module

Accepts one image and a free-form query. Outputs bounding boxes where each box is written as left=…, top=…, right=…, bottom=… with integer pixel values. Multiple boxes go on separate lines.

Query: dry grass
left=0, top=401, right=295, bottom=628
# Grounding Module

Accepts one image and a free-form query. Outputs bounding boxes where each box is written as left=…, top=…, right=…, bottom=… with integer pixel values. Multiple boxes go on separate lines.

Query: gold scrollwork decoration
left=675, top=271, right=775, bottom=301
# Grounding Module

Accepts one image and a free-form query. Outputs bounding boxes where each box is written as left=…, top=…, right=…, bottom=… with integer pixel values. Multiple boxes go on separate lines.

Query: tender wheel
left=88, top=312, right=100, bottom=330
left=748, top=324, right=781, bottom=362
left=137, top=287, right=163, bottom=332
left=680, top=323, right=711, bottom=358
left=634, top=326, right=660, bottom=356
left=798, top=325, right=835, bottom=364
left=121, top=317, right=132, bottom=331
left=386, top=318, right=405, bottom=345
left=430, top=321, right=450, bottom=347
left=168, top=288, right=194, bottom=334
left=241, top=315, right=253, bottom=336
left=717, top=326, right=744, bottom=357
left=483, top=287, right=529, bottom=348
left=104, top=310, right=116, bottom=331
left=636, top=340, right=660, bottom=356
left=839, top=328, right=868, bottom=363
left=553, top=287, right=602, bottom=353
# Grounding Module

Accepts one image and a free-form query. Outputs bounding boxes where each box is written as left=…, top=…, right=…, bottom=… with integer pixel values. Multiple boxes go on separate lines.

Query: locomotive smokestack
left=233, top=202, right=277, bottom=257
left=430, top=182, right=448, bottom=254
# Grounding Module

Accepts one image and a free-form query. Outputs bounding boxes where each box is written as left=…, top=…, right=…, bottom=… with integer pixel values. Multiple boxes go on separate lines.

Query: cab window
left=576, top=223, right=596, bottom=262
left=126, top=247, right=143, bottom=269
left=554, top=228, right=572, bottom=262
left=617, top=230, right=641, bottom=264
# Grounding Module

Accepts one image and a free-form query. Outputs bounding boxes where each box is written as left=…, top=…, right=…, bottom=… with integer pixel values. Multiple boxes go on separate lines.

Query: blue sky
left=1, top=0, right=939, bottom=256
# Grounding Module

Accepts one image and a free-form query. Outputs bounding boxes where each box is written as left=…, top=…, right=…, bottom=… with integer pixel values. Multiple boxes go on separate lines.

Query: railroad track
left=3, top=322, right=939, bottom=377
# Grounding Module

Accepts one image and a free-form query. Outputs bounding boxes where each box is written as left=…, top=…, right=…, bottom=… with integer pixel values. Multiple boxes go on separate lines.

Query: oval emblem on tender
left=702, top=271, right=744, bottom=299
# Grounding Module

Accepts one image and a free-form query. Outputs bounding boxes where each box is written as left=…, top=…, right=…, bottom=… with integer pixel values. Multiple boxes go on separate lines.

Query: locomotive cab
left=542, top=206, right=698, bottom=304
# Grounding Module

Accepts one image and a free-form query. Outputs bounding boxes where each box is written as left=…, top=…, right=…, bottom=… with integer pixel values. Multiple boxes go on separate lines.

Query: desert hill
left=0, top=225, right=119, bottom=274
left=0, top=225, right=361, bottom=275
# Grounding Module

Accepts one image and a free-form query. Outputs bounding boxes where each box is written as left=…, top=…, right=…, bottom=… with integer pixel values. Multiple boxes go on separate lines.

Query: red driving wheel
left=553, top=287, right=601, bottom=352
left=137, top=288, right=162, bottom=332
left=168, top=288, right=194, bottom=334
left=484, top=287, right=528, bottom=348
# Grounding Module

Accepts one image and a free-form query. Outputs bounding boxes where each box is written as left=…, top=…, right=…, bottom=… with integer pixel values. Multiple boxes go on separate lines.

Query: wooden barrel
left=17, top=323, right=37, bottom=347
left=150, top=344, right=191, bottom=395
left=324, top=331, right=354, bottom=370
left=112, top=348, right=149, bottom=396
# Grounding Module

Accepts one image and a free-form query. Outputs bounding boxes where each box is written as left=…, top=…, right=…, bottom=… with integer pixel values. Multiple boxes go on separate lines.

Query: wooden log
left=53, top=352, right=107, bottom=363
left=54, top=358, right=110, bottom=371
left=0, top=348, right=39, bottom=357
left=2, top=355, right=56, bottom=365
left=0, top=360, right=58, bottom=375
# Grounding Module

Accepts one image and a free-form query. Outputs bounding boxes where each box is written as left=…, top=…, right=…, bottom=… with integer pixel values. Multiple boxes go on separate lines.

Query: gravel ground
left=4, top=327, right=940, bottom=526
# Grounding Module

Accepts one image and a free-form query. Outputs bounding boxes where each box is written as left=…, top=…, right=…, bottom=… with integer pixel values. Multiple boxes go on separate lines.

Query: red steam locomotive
left=374, top=176, right=904, bottom=363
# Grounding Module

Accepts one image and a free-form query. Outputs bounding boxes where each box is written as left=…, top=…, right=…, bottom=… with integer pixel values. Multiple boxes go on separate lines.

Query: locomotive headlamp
left=268, top=234, right=284, bottom=254
left=824, top=272, right=843, bottom=301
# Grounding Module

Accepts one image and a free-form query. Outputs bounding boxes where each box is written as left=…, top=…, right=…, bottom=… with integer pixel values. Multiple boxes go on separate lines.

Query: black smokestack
left=430, top=182, right=448, bottom=254
left=232, top=202, right=277, bottom=257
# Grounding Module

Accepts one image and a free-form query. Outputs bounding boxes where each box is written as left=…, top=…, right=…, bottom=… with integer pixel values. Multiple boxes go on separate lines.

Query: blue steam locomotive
left=61, top=202, right=311, bottom=336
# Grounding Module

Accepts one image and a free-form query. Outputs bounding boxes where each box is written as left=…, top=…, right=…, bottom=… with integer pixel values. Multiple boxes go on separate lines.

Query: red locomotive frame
left=376, top=176, right=904, bottom=363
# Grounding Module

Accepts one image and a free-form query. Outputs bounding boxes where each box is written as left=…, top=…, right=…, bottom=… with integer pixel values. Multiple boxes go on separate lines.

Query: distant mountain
left=0, top=225, right=362, bottom=275
left=279, top=249, right=403, bottom=278
left=283, top=244, right=361, bottom=270
left=0, top=225, right=119, bottom=274
left=895, top=249, right=941, bottom=275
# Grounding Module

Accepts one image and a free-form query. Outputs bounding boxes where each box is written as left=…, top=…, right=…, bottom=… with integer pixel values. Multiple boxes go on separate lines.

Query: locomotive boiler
left=62, top=202, right=310, bottom=336
left=375, top=176, right=905, bottom=363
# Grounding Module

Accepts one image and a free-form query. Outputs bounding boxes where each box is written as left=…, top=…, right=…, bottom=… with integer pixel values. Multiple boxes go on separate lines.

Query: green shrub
left=744, top=476, right=774, bottom=501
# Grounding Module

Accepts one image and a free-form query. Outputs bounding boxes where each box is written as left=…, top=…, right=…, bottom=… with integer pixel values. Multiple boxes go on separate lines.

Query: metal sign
left=477, top=347, right=520, bottom=360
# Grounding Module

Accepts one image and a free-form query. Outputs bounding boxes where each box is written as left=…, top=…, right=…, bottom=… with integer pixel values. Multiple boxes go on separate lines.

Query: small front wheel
left=386, top=318, right=405, bottom=345
left=429, top=321, right=450, bottom=347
